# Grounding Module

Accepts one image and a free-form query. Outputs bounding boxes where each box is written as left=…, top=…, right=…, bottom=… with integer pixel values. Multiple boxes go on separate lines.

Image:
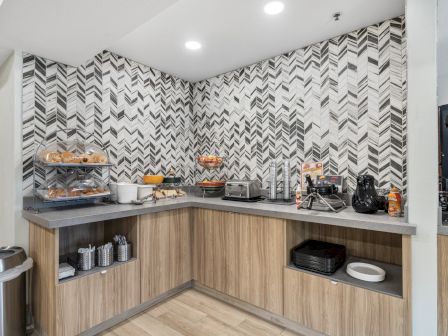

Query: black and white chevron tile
left=192, top=16, right=407, bottom=191
left=22, top=16, right=406, bottom=193
left=22, top=51, right=194, bottom=193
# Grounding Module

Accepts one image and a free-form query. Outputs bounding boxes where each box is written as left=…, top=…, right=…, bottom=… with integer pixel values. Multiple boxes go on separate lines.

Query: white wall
left=438, top=0, right=448, bottom=106
left=0, top=51, right=26, bottom=249
left=407, top=0, right=438, bottom=334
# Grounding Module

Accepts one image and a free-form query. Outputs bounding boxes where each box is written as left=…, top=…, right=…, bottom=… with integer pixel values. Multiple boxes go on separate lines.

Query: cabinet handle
left=330, top=280, right=338, bottom=285
left=100, top=270, right=107, bottom=275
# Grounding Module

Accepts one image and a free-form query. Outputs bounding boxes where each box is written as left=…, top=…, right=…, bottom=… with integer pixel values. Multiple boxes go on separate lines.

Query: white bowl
left=116, top=183, right=138, bottom=204
left=137, top=184, right=155, bottom=201
left=346, top=262, right=386, bottom=282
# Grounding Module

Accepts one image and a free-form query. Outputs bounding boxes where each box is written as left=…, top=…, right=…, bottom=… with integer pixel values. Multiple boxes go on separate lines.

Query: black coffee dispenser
left=352, top=175, right=379, bottom=213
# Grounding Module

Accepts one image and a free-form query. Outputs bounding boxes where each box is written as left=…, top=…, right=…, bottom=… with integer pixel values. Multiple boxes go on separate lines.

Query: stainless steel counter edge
left=22, top=196, right=417, bottom=235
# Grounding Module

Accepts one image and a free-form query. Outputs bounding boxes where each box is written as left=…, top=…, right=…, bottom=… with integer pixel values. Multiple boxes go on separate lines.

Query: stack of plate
left=291, top=240, right=346, bottom=275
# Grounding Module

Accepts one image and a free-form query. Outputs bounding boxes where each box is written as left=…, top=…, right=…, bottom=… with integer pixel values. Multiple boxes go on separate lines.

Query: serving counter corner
left=23, top=196, right=415, bottom=336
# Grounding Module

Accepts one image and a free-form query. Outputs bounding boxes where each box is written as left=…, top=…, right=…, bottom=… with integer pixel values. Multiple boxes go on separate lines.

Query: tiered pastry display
left=32, top=134, right=113, bottom=208
left=39, top=178, right=109, bottom=201
left=196, top=154, right=225, bottom=196
left=37, top=141, right=110, bottom=166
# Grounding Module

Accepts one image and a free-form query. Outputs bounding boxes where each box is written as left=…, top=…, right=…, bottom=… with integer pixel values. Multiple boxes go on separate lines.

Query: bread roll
left=61, top=151, right=74, bottom=163
left=154, top=191, right=165, bottom=199
left=79, top=154, right=90, bottom=163
left=70, top=156, right=83, bottom=164
left=48, top=187, right=65, bottom=199
left=67, top=189, right=81, bottom=197
left=93, top=153, right=108, bottom=164
left=82, top=154, right=96, bottom=163
left=44, top=151, right=62, bottom=163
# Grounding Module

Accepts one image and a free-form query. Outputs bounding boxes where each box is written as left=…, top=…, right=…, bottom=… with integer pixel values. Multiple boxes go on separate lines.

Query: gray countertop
left=438, top=207, right=448, bottom=235
left=439, top=226, right=448, bottom=235
left=22, top=196, right=416, bottom=235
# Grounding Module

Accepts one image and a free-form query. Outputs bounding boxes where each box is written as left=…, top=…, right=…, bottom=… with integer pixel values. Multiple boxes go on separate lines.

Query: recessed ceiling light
left=0, top=0, right=4, bottom=7
left=185, top=40, right=202, bottom=51
left=264, top=1, right=284, bottom=15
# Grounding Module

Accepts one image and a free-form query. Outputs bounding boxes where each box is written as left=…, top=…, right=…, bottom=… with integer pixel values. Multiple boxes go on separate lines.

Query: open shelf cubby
left=57, top=216, right=139, bottom=284
left=59, top=258, right=138, bottom=284
left=285, top=220, right=404, bottom=298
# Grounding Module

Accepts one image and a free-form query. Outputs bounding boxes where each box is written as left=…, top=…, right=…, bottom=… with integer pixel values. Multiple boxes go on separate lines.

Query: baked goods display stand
left=29, top=128, right=114, bottom=212
left=195, top=152, right=226, bottom=198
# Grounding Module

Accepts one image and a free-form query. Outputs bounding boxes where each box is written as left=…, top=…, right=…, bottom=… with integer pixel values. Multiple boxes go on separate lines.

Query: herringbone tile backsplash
left=22, top=51, right=194, bottom=192
left=22, top=16, right=406, bottom=193
left=193, top=16, right=406, bottom=191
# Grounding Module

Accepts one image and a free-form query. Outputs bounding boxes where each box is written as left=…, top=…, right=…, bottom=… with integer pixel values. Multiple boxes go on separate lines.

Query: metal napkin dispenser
left=225, top=180, right=261, bottom=199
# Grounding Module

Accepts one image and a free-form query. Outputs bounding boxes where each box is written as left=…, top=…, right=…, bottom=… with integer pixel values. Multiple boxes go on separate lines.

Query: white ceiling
left=0, top=0, right=179, bottom=65
left=0, top=0, right=404, bottom=82
left=111, top=0, right=405, bottom=82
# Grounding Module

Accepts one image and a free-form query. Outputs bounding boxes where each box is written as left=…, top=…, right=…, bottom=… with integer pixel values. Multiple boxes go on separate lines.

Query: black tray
left=222, top=196, right=264, bottom=202
left=291, top=239, right=346, bottom=275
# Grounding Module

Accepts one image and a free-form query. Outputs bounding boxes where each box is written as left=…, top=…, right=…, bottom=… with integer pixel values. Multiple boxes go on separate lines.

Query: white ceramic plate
left=346, top=262, right=386, bottom=282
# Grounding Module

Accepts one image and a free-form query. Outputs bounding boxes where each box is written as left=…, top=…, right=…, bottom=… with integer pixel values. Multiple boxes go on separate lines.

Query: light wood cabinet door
left=193, top=208, right=284, bottom=315
left=284, top=268, right=341, bottom=335
left=339, top=281, right=404, bottom=336
left=113, top=260, right=141, bottom=314
left=56, top=270, right=113, bottom=336
left=56, top=261, right=140, bottom=336
left=284, top=268, right=405, bottom=336
left=140, top=209, right=192, bottom=302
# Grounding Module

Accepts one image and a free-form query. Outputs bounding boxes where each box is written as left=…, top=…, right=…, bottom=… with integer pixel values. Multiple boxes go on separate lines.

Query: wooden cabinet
left=284, top=268, right=406, bottom=336
left=284, top=268, right=341, bottom=335
left=139, top=209, right=192, bottom=302
left=439, top=235, right=448, bottom=336
left=56, top=260, right=140, bottom=336
left=30, top=210, right=412, bottom=336
left=192, top=208, right=284, bottom=315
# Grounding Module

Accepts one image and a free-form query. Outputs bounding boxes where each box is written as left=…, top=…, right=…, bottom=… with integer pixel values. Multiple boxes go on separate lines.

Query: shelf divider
left=287, top=256, right=403, bottom=298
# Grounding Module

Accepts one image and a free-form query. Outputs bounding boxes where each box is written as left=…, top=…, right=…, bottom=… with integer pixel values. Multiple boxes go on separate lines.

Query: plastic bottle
left=387, top=185, right=402, bottom=217
left=296, top=177, right=302, bottom=209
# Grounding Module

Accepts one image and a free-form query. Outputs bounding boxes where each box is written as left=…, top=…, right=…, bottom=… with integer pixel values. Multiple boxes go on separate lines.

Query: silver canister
left=269, top=160, right=277, bottom=200
left=78, top=249, right=95, bottom=271
left=97, top=244, right=114, bottom=267
left=116, top=243, right=132, bottom=262
left=283, top=159, right=291, bottom=200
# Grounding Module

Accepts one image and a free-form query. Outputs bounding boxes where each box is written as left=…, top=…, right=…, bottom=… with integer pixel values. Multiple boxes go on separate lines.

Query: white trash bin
left=0, top=247, right=33, bottom=336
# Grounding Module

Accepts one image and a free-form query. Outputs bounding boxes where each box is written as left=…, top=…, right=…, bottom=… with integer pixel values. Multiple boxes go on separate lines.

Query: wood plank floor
left=100, top=290, right=301, bottom=336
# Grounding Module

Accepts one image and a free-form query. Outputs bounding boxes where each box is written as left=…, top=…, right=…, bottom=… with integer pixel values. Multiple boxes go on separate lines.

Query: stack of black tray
left=291, top=239, right=346, bottom=275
